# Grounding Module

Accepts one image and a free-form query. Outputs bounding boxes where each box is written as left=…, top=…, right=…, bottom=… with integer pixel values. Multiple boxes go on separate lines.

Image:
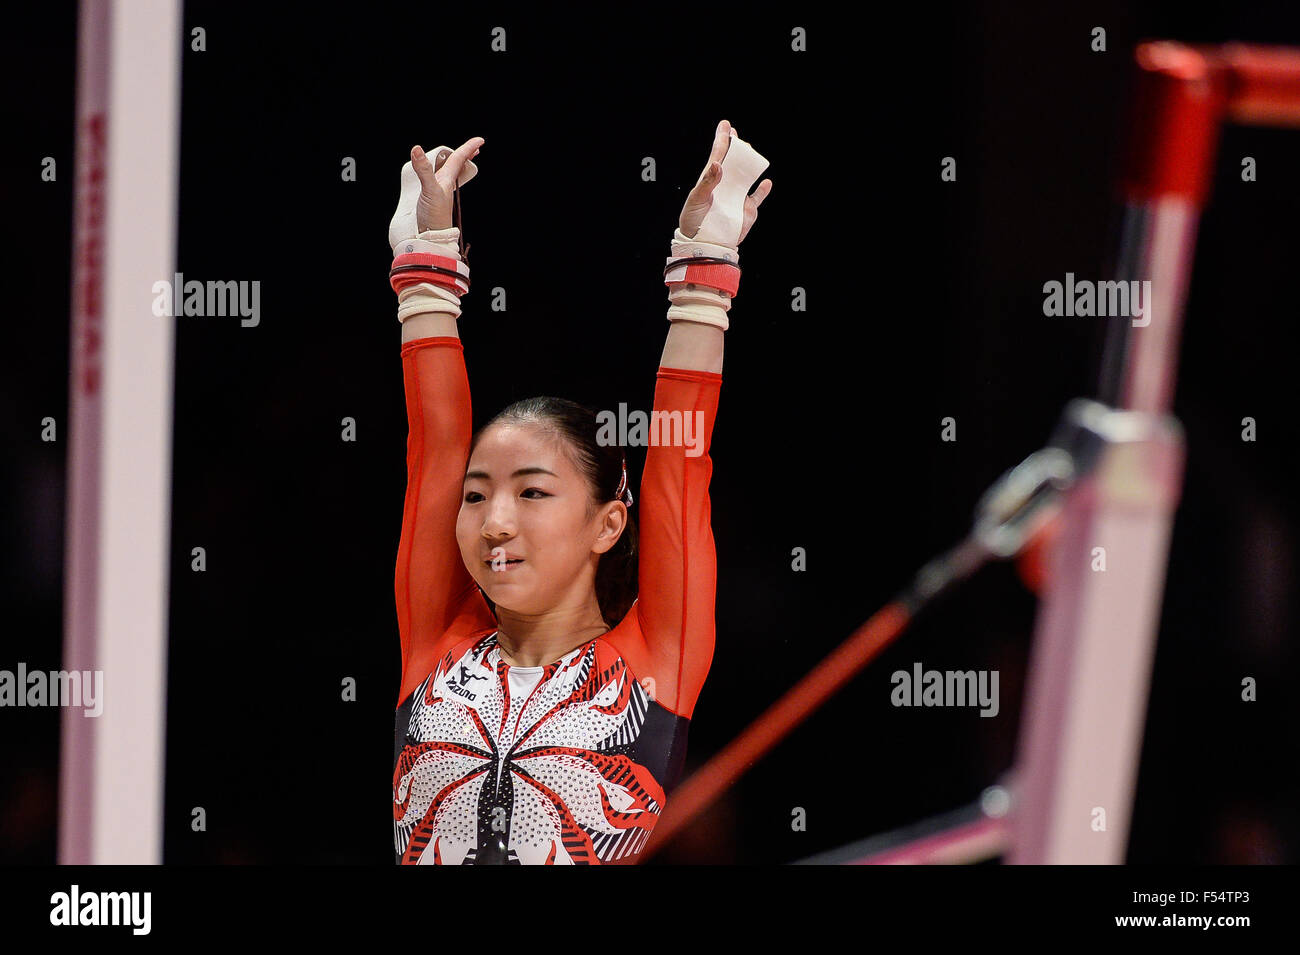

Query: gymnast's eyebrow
left=464, top=466, right=558, bottom=482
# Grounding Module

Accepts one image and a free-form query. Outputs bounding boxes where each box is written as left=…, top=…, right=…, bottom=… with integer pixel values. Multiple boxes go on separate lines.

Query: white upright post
left=1009, top=199, right=1197, bottom=864
left=60, top=0, right=182, bottom=864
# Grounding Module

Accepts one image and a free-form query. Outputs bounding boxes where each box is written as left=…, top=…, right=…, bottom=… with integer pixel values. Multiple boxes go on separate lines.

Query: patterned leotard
left=392, top=337, right=720, bottom=864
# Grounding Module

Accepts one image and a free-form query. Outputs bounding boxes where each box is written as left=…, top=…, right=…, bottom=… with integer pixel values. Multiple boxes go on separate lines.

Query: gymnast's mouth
left=485, top=558, right=525, bottom=571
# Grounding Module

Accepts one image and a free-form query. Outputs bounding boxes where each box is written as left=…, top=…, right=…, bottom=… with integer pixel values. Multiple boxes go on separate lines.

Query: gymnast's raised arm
left=388, top=137, right=491, bottom=703
left=632, top=120, right=772, bottom=717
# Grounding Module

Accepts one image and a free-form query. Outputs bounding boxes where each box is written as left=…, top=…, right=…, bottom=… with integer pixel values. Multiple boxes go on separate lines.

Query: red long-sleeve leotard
left=391, top=335, right=719, bottom=864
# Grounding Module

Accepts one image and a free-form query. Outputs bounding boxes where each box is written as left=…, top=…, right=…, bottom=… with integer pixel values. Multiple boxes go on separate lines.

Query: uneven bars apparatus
left=1011, top=40, right=1300, bottom=865
left=60, top=0, right=181, bottom=864
left=640, top=41, right=1300, bottom=865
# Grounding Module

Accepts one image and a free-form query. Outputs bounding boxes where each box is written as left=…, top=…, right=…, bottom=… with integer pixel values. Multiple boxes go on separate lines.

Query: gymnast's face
left=458, top=421, right=621, bottom=616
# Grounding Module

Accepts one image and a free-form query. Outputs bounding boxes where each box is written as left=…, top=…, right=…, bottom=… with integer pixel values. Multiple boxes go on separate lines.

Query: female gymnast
left=389, top=120, right=772, bottom=864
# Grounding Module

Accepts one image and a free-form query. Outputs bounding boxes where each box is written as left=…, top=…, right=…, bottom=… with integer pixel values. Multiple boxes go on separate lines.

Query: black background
left=2, top=1, right=1297, bottom=865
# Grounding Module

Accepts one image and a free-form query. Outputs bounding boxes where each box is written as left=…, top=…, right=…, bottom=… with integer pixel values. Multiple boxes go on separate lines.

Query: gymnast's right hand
left=388, top=137, right=484, bottom=252
left=410, top=138, right=483, bottom=232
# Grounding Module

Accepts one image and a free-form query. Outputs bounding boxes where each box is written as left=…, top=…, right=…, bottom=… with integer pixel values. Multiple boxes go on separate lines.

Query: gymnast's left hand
left=679, top=119, right=773, bottom=244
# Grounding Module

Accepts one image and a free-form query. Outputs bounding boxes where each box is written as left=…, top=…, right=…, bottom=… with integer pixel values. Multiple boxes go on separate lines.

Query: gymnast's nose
left=480, top=498, right=516, bottom=541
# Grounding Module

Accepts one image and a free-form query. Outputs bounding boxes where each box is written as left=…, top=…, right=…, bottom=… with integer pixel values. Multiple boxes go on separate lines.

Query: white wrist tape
left=668, top=227, right=739, bottom=272
left=388, top=147, right=479, bottom=253
left=666, top=288, right=730, bottom=330
left=393, top=226, right=462, bottom=258
left=397, top=283, right=462, bottom=323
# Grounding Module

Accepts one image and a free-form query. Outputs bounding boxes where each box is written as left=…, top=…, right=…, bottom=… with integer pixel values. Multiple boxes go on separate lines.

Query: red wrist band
left=663, top=256, right=741, bottom=298
left=390, top=252, right=470, bottom=296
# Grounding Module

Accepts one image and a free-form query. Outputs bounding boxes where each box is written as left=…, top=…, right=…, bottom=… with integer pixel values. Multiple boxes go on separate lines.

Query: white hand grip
left=693, top=130, right=768, bottom=248
left=388, top=145, right=479, bottom=251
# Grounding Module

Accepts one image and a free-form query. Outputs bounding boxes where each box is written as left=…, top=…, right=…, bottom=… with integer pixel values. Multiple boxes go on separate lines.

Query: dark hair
left=467, top=396, right=638, bottom=629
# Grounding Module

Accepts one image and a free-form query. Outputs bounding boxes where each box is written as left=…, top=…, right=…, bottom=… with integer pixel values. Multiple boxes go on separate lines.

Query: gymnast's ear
left=591, top=501, right=627, bottom=555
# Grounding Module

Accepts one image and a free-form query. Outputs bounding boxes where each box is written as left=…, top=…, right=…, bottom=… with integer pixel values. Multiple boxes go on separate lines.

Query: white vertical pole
left=60, top=0, right=181, bottom=865
left=1009, top=422, right=1184, bottom=864
left=1010, top=200, right=1198, bottom=864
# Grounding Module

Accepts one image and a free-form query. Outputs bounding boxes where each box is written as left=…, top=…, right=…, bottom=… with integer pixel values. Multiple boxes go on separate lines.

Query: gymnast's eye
left=463, top=491, right=484, bottom=503
left=521, top=488, right=550, bottom=499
